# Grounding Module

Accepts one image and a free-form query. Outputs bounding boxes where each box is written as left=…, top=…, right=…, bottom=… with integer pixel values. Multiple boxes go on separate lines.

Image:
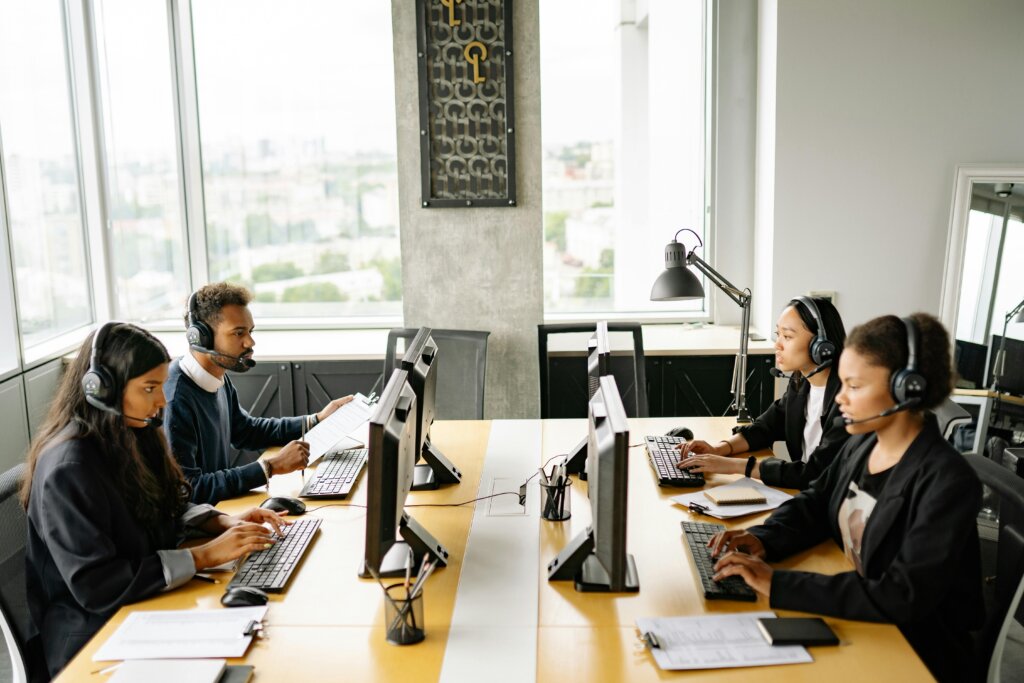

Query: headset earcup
left=187, top=320, right=214, bottom=349
left=809, top=338, right=837, bottom=367
left=891, top=369, right=927, bottom=404
left=81, top=365, right=117, bottom=409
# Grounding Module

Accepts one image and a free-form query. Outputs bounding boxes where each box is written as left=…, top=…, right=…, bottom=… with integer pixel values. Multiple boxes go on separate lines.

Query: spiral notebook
left=703, top=486, right=767, bottom=506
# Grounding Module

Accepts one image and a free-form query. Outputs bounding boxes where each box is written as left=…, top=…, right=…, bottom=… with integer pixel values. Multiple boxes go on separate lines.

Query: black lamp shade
left=1016, top=308, right=1024, bottom=323
left=650, top=241, right=705, bottom=301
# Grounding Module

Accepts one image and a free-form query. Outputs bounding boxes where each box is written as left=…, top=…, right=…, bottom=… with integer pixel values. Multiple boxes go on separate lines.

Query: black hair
left=788, top=296, right=847, bottom=356
left=845, top=312, right=953, bottom=412
left=183, top=281, right=253, bottom=330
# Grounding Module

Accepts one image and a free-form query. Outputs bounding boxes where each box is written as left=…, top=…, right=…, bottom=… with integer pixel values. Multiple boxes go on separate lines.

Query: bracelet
left=744, top=456, right=757, bottom=478
left=718, top=440, right=734, bottom=456
left=308, top=414, right=320, bottom=429
left=259, top=458, right=273, bottom=482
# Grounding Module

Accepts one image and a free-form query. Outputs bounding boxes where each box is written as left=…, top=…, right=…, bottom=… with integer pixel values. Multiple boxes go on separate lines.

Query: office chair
left=0, top=463, right=42, bottom=683
left=965, top=453, right=1024, bottom=682
left=932, top=398, right=973, bottom=442
left=537, top=323, right=648, bottom=418
left=384, top=328, right=490, bottom=419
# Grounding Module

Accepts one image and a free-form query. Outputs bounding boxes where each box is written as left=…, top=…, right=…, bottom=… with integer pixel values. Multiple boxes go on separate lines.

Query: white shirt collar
left=180, top=351, right=225, bottom=393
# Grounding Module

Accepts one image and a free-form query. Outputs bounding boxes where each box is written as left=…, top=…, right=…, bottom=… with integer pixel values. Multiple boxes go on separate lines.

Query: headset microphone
left=189, top=344, right=256, bottom=372
left=85, top=395, right=164, bottom=428
left=770, top=358, right=832, bottom=381
left=835, top=400, right=919, bottom=427
left=769, top=367, right=792, bottom=380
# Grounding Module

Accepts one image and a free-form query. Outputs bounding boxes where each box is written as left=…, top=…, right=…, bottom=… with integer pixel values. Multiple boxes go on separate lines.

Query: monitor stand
left=564, top=436, right=588, bottom=480
left=411, top=437, right=462, bottom=490
left=546, top=526, right=640, bottom=593
left=358, top=513, right=450, bottom=578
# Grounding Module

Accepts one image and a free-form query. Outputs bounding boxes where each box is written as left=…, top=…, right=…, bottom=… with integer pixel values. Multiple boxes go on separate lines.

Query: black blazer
left=737, top=370, right=848, bottom=489
left=25, top=431, right=180, bottom=678
left=750, top=416, right=984, bottom=682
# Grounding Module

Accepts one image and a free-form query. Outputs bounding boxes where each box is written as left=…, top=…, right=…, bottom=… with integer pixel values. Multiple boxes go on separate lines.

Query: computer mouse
left=220, top=586, right=269, bottom=608
left=665, top=426, right=694, bottom=441
left=260, top=496, right=306, bottom=515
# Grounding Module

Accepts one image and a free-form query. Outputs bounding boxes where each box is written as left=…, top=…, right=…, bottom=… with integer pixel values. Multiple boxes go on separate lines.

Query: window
left=191, top=0, right=401, bottom=320
left=0, top=0, right=93, bottom=349
left=540, top=0, right=707, bottom=317
left=93, top=0, right=190, bottom=322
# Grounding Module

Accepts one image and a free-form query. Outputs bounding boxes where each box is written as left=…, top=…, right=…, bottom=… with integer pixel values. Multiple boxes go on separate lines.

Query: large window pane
left=0, top=0, right=92, bottom=347
left=540, top=0, right=706, bottom=316
left=192, top=1, right=401, bottom=318
left=94, top=0, right=189, bottom=322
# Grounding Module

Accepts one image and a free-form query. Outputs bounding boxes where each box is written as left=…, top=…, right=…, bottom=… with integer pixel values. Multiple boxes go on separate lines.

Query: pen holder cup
left=539, top=478, right=572, bottom=521
left=384, top=584, right=425, bottom=645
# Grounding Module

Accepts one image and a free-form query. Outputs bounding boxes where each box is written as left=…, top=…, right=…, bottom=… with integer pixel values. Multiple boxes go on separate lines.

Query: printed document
left=305, top=392, right=376, bottom=464
left=93, top=607, right=267, bottom=661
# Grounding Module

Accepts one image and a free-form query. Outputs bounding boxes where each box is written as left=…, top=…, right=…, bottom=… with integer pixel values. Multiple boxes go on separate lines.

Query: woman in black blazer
left=710, top=313, right=984, bottom=682
left=21, top=323, right=286, bottom=679
left=677, top=296, right=849, bottom=489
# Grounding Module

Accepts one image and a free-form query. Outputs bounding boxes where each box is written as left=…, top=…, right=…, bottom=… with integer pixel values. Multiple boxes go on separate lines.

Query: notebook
left=703, top=486, right=767, bottom=506
left=757, top=617, right=840, bottom=646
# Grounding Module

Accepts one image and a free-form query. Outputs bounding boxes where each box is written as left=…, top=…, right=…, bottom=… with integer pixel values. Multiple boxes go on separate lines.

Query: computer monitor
left=566, top=321, right=612, bottom=474
left=548, top=374, right=640, bottom=593
left=401, top=327, right=462, bottom=490
left=988, top=334, right=1024, bottom=396
left=954, top=339, right=988, bottom=389
left=359, top=368, right=449, bottom=579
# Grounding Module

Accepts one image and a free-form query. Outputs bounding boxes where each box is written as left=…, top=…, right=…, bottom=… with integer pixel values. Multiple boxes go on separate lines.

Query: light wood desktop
left=56, top=418, right=931, bottom=682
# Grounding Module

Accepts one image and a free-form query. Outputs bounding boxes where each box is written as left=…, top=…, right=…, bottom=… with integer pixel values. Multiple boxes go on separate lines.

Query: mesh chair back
left=384, top=328, right=491, bottom=420
left=537, top=323, right=648, bottom=418
left=965, top=453, right=1024, bottom=681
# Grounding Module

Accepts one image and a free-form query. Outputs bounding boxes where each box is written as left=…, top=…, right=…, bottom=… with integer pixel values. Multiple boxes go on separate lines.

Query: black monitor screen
left=588, top=374, right=632, bottom=589
left=400, top=327, right=437, bottom=456
left=586, top=321, right=612, bottom=399
left=954, top=339, right=988, bottom=389
left=363, top=368, right=417, bottom=575
left=989, top=335, right=1024, bottom=396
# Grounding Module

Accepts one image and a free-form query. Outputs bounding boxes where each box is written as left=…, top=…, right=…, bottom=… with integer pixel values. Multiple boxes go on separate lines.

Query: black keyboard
left=645, top=436, right=705, bottom=487
left=228, top=518, right=321, bottom=592
left=680, top=521, right=757, bottom=602
left=299, top=448, right=368, bottom=499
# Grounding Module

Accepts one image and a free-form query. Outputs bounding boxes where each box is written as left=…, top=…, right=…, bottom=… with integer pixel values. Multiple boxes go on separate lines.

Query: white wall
left=763, top=0, right=1024, bottom=331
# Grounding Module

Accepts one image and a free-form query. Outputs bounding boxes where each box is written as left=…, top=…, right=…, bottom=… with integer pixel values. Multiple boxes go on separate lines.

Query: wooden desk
left=57, top=418, right=930, bottom=682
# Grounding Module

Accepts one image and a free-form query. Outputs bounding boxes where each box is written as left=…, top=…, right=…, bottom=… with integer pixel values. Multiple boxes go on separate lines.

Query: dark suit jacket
left=736, top=370, right=848, bottom=489
left=25, top=431, right=179, bottom=678
left=750, top=417, right=984, bottom=682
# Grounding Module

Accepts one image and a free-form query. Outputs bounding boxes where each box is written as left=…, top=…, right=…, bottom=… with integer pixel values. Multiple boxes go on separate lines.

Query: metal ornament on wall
left=416, top=0, right=516, bottom=208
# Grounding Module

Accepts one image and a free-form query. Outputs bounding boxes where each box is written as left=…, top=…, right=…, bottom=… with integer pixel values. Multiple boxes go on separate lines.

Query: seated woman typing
left=21, top=323, right=286, bottom=679
left=676, top=296, right=849, bottom=489
left=709, top=313, right=984, bottom=682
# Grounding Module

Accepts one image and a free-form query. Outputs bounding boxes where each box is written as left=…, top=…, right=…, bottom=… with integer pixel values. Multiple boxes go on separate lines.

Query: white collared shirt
left=802, top=383, right=827, bottom=461
left=180, top=351, right=225, bottom=394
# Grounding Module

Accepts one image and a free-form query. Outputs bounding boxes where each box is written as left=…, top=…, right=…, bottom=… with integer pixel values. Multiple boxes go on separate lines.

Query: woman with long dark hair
left=22, top=323, right=285, bottom=678
left=676, top=296, right=849, bottom=489
left=708, top=313, right=984, bottom=681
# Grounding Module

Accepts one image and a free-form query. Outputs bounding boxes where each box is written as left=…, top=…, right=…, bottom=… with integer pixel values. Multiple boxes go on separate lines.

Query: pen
left=193, top=573, right=219, bottom=584
left=688, top=501, right=710, bottom=515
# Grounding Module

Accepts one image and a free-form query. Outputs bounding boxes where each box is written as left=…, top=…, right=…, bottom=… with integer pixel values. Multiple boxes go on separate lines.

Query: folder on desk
left=92, top=606, right=267, bottom=662
left=672, top=478, right=791, bottom=519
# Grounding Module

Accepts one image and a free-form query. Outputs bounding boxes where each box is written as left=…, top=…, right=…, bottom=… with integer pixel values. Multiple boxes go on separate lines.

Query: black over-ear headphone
left=793, top=296, right=837, bottom=366
left=186, top=291, right=214, bottom=351
left=81, top=321, right=120, bottom=411
left=890, top=316, right=927, bottom=406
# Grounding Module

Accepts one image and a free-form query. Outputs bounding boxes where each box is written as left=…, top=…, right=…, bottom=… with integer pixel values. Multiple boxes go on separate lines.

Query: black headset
left=81, top=321, right=120, bottom=412
left=890, top=316, right=927, bottom=406
left=185, top=291, right=214, bottom=351
left=793, top=296, right=837, bottom=366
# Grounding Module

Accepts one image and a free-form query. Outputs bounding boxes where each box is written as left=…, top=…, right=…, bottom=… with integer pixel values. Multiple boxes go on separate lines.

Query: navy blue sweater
left=164, top=357, right=303, bottom=504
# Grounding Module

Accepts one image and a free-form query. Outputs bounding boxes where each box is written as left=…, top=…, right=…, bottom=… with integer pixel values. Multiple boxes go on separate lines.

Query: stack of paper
left=672, top=477, right=792, bottom=519
left=635, top=612, right=813, bottom=670
left=93, top=606, right=267, bottom=661
left=305, top=393, right=376, bottom=464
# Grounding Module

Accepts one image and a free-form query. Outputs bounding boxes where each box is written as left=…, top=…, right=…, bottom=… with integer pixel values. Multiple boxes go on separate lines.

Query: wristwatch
left=744, top=456, right=757, bottom=478
left=258, top=457, right=274, bottom=482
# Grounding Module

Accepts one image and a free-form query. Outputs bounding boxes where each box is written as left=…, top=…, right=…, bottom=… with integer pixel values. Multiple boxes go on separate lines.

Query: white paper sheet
left=671, top=477, right=793, bottom=519
left=635, top=612, right=812, bottom=670
left=304, top=393, right=375, bottom=464
left=93, top=607, right=267, bottom=661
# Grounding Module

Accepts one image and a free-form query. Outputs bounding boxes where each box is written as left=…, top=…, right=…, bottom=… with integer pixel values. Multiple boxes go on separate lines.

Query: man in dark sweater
left=164, top=283, right=353, bottom=504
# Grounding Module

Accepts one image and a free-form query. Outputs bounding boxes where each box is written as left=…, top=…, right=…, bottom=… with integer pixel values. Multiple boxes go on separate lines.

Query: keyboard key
left=680, top=520, right=757, bottom=602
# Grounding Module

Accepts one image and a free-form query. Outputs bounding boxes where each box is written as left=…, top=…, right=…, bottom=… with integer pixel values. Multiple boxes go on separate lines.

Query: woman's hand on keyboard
left=713, top=551, right=772, bottom=597
left=190, top=523, right=276, bottom=570
left=676, top=439, right=730, bottom=459
left=226, top=507, right=290, bottom=536
left=677, top=454, right=743, bottom=475
left=708, top=529, right=766, bottom=560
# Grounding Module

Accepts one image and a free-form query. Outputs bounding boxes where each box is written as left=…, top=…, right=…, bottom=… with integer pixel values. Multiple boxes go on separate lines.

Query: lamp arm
left=1006, top=296, right=1024, bottom=324
left=687, top=252, right=749, bottom=307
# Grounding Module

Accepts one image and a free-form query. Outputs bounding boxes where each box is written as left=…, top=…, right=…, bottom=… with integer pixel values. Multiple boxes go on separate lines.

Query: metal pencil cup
left=540, top=478, right=572, bottom=521
left=384, top=584, right=425, bottom=645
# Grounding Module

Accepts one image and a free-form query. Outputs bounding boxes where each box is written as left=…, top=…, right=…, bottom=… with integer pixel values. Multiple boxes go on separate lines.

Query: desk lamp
left=650, top=229, right=752, bottom=424
left=990, top=296, right=1024, bottom=393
